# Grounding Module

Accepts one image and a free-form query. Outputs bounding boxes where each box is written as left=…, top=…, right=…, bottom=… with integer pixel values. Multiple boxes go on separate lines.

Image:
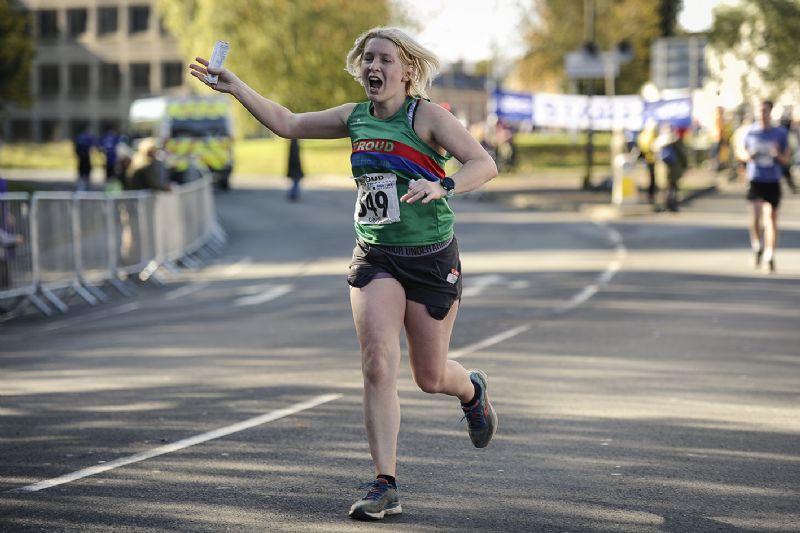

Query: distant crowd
left=73, top=128, right=173, bottom=193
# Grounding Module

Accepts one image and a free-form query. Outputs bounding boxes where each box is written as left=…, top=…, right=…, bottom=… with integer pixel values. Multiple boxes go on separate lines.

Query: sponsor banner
left=643, top=97, right=693, bottom=128
left=532, top=93, right=643, bottom=131
left=492, top=90, right=692, bottom=131
left=488, top=90, right=534, bottom=123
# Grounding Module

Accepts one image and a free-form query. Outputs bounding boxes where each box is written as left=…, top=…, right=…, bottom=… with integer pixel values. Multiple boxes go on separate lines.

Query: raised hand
left=188, top=57, right=238, bottom=94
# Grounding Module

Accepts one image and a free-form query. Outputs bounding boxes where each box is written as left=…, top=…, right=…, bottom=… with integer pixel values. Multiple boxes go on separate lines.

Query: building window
left=67, top=8, right=88, bottom=38
left=162, top=62, right=183, bottom=89
left=39, top=64, right=60, bottom=98
left=131, top=63, right=151, bottom=94
left=40, top=120, right=61, bottom=142
left=100, top=119, right=121, bottom=135
left=69, top=120, right=92, bottom=140
left=69, top=64, right=90, bottom=98
left=38, top=10, right=59, bottom=40
left=129, top=5, right=150, bottom=34
left=99, top=63, right=121, bottom=98
left=10, top=120, right=33, bottom=142
left=98, top=7, right=118, bottom=35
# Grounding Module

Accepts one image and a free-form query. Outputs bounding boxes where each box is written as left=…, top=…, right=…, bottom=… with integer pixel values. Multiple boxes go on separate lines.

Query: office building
left=6, top=0, right=188, bottom=142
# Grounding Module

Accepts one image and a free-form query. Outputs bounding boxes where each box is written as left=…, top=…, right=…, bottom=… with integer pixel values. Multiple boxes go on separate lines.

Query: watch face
left=442, top=177, right=455, bottom=191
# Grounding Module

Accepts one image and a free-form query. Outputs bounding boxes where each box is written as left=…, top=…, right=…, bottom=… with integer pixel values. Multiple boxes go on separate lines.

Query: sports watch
left=441, top=177, right=456, bottom=198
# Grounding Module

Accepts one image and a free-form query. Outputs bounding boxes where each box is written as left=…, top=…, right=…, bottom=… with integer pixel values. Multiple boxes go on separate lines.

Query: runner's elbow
left=484, top=156, right=498, bottom=182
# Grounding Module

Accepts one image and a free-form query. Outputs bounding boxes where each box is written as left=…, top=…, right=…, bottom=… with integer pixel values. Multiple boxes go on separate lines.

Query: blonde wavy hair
left=127, top=137, right=158, bottom=177
left=345, top=27, right=440, bottom=99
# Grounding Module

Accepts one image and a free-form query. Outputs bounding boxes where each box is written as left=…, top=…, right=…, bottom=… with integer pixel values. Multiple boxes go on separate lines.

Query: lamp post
left=582, top=0, right=596, bottom=190
left=566, top=2, right=633, bottom=190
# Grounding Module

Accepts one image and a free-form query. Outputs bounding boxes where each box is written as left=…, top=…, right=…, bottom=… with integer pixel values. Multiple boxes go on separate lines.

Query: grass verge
left=1, top=132, right=613, bottom=175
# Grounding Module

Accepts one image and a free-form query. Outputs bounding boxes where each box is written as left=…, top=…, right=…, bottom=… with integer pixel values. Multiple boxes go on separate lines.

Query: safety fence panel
left=0, top=193, right=35, bottom=298
left=1, top=177, right=221, bottom=315
left=113, top=192, right=155, bottom=276
left=76, top=193, right=113, bottom=285
left=33, top=194, right=77, bottom=292
left=179, top=178, right=209, bottom=255
left=203, top=177, right=216, bottom=239
left=154, top=190, right=185, bottom=263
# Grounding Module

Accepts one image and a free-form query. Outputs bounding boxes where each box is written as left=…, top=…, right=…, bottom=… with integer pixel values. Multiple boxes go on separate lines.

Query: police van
left=128, top=95, right=234, bottom=189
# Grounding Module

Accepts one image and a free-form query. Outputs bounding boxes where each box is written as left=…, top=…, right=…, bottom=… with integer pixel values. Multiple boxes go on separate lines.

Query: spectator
left=74, top=126, right=96, bottom=191
left=100, top=128, right=121, bottom=184
left=778, top=111, right=798, bottom=194
left=637, top=118, right=659, bottom=203
left=494, top=120, right=515, bottom=173
left=0, top=178, right=22, bottom=290
left=113, top=141, right=134, bottom=188
left=710, top=106, right=731, bottom=172
left=731, top=110, right=754, bottom=183
left=124, top=138, right=172, bottom=192
left=0, top=227, right=22, bottom=290
left=286, top=138, right=304, bottom=202
left=655, top=123, right=688, bottom=212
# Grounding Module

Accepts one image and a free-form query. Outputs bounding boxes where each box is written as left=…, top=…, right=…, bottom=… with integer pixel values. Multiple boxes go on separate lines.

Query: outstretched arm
left=189, top=57, right=354, bottom=139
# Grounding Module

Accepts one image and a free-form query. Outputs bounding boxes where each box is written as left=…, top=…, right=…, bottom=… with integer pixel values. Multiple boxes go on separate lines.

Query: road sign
left=651, top=37, right=707, bottom=90
left=566, top=51, right=620, bottom=80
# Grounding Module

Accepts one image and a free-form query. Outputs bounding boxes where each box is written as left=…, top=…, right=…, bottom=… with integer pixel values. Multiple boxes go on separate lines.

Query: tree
left=659, top=0, right=683, bottom=37
left=159, top=0, right=395, bottom=137
left=0, top=2, right=34, bottom=117
left=515, top=0, right=681, bottom=95
left=709, top=0, right=800, bottom=95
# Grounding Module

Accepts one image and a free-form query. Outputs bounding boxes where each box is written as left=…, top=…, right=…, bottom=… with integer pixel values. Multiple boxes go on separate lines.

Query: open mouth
left=368, top=76, right=383, bottom=91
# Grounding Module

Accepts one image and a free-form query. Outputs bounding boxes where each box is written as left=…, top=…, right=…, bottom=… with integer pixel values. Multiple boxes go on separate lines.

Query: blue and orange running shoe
left=461, top=369, right=498, bottom=448
left=348, top=478, right=402, bottom=521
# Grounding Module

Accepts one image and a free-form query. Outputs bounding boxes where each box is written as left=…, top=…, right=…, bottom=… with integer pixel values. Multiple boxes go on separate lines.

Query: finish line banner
left=490, top=90, right=692, bottom=131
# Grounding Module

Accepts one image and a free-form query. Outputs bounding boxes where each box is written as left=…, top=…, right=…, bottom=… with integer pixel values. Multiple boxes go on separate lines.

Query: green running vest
left=348, top=97, right=454, bottom=246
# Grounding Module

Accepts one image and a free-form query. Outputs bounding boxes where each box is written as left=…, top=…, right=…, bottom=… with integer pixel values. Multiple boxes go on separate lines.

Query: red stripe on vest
left=352, top=139, right=445, bottom=179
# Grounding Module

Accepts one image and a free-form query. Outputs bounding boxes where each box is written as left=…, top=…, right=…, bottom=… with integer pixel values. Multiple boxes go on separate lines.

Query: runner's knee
left=413, top=371, right=446, bottom=394
left=361, top=347, right=397, bottom=385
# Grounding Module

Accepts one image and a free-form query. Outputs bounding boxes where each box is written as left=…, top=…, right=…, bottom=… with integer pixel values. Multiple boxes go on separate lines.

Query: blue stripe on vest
left=351, top=152, right=441, bottom=182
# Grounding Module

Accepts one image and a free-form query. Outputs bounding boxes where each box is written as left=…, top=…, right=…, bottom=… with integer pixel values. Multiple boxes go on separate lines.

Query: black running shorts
left=747, top=180, right=781, bottom=208
left=347, top=238, right=462, bottom=320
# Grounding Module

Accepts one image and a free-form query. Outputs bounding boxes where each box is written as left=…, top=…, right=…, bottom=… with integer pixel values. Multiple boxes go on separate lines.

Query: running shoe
left=752, top=249, right=763, bottom=268
left=348, top=478, right=402, bottom=521
left=461, top=369, right=498, bottom=448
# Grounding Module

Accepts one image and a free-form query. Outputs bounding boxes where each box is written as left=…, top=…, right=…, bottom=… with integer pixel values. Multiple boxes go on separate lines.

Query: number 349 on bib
left=353, top=172, right=401, bottom=225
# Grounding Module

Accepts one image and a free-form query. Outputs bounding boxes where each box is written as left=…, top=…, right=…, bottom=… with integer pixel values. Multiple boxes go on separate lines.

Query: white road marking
left=224, top=257, right=251, bottom=276
left=234, top=284, right=293, bottom=307
left=557, top=285, right=599, bottom=313
left=8, top=393, right=343, bottom=493
left=451, top=221, right=627, bottom=359
left=449, top=324, right=533, bottom=360
left=165, top=283, right=209, bottom=301
left=235, top=283, right=282, bottom=296
left=14, top=224, right=627, bottom=494
left=461, top=273, right=506, bottom=297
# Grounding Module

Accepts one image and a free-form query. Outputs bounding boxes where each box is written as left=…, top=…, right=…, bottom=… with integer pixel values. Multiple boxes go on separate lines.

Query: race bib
left=353, top=172, right=400, bottom=225
left=754, top=140, right=775, bottom=167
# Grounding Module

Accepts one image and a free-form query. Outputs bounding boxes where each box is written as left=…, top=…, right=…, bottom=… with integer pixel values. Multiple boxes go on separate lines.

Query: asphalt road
left=1, top=179, right=799, bottom=532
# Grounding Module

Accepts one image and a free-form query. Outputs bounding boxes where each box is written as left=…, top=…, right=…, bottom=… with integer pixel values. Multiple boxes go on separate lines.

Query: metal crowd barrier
left=0, top=193, right=49, bottom=313
left=0, top=176, right=226, bottom=317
